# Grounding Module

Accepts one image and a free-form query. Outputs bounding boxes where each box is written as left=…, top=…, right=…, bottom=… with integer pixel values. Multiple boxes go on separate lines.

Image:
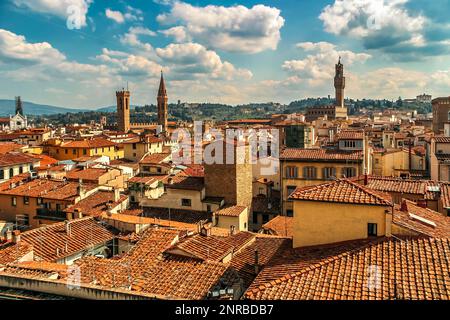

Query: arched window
left=9, top=168, right=14, bottom=178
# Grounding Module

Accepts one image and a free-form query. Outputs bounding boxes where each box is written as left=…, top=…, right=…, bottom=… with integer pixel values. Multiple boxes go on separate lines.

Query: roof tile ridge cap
left=249, top=237, right=390, bottom=294
left=345, top=179, right=392, bottom=205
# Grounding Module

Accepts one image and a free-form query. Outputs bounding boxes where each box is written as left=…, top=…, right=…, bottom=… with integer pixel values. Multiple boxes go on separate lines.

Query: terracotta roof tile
left=262, top=216, right=293, bottom=237
left=280, top=148, right=363, bottom=161
left=19, top=217, right=115, bottom=262
left=214, top=205, right=247, bottom=217
left=289, top=179, right=392, bottom=206
left=0, top=143, right=24, bottom=155
left=65, top=190, right=128, bottom=217
left=140, top=152, right=171, bottom=164
left=61, top=138, right=118, bottom=149
left=0, top=152, right=39, bottom=168
left=245, top=237, right=450, bottom=300
left=393, top=200, right=450, bottom=238
left=336, top=130, right=364, bottom=140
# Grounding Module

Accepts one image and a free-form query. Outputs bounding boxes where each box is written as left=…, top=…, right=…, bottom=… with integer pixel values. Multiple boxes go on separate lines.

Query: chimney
left=114, top=188, right=120, bottom=202
left=254, top=250, right=260, bottom=275
left=168, top=177, right=174, bottom=185
left=73, top=208, right=83, bottom=219
left=200, top=223, right=211, bottom=237
left=12, top=230, right=21, bottom=244
left=77, top=178, right=86, bottom=199
left=6, top=229, right=12, bottom=242
left=65, top=220, right=72, bottom=237
left=400, top=200, right=408, bottom=212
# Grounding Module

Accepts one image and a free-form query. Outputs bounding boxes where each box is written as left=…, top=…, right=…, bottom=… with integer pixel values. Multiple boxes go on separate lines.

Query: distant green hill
left=0, top=99, right=90, bottom=116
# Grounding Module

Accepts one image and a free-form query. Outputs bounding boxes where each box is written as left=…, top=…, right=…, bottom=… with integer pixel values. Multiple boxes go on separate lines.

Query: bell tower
left=157, top=71, right=168, bottom=133
left=116, top=89, right=130, bottom=132
left=334, top=57, right=345, bottom=108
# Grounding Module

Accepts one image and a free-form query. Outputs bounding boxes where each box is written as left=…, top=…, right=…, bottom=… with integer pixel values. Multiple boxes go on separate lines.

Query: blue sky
left=0, top=0, right=449, bottom=109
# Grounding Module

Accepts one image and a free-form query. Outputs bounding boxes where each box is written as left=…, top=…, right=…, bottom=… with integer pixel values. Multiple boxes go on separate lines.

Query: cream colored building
left=289, top=179, right=393, bottom=248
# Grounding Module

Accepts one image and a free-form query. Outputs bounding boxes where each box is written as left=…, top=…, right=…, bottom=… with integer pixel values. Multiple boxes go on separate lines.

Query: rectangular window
left=323, top=167, right=336, bottom=180
left=262, top=214, right=269, bottom=224
left=72, top=149, right=76, bottom=155
left=37, top=198, right=43, bottom=205
left=285, top=166, right=298, bottom=178
left=11, top=197, right=17, bottom=206
left=342, top=167, right=356, bottom=178
left=132, top=143, right=137, bottom=150
left=286, top=209, right=294, bottom=217
left=83, top=149, right=87, bottom=155
left=65, top=149, right=68, bottom=154
left=23, top=196, right=29, bottom=205
left=303, top=166, right=317, bottom=179
left=0, top=170, right=4, bottom=180
left=368, top=223, right=377, bottom=237
left=19, top=166, right=23, bottom=174
left=56, top=204, right=61, bottom=212
left=181, top=198, right=191, bottom=207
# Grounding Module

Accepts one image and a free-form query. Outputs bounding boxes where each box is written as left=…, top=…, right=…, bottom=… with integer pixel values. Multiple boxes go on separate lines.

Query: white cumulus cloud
left=157, top=2, right=285, bottom=54
left=156, top=42, right=252, bottom=80
left=13, top=0, right=92, bottom=27
left=283, top=42, right=371, bottom=84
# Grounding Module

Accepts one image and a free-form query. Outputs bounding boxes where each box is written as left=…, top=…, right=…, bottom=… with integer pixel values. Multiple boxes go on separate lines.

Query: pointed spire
left=338, top=56, right=341, bottom=65
left=158, top=70, right=167, bottom=96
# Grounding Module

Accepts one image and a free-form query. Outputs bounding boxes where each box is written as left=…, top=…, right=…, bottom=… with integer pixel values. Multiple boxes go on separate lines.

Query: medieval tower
left=15, top=96, right=24, bottom=116
left=157, top=71, right=168, bottom=133
left=116, top=89, right=130, bottom=132
left=334, top=57, right=345, bottom=108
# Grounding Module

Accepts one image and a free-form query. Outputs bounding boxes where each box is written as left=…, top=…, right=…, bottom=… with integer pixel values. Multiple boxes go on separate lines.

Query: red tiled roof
left=0, top=152, right=39, bottom=167
left=289, top=179, right=392, bottom=206
left=352, top=175, right=427, bottom=195
left=20, top=217, right=115, bottom=262
left=245, top=237, right=450, bottom=300
left=214, top=205, right=247, bottom=217
left=280, top=148, right=363, bottom=161
left=167, top=234, right=235, bottom=262
left=61, top=138, right=118, bottom=149
left=0, top=179, right=97, bottom=201
left=393, top=200, right=450, bottom=238
left=0, top=143, right=24, bottom=155
left=0, top=243, right=33, bottom=266
left=164, top=175, right=204, bottom=191
left=262, top=216, right=293, bottom=238
left=30, top=154, right=58, bottom=169
left=140, top=152, right=171, bottom=164
left=65, top=190, right=128, bottom=217
left=65, top=167, right=109, bottom=182
left=336, top=130, right=364, bottom=140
